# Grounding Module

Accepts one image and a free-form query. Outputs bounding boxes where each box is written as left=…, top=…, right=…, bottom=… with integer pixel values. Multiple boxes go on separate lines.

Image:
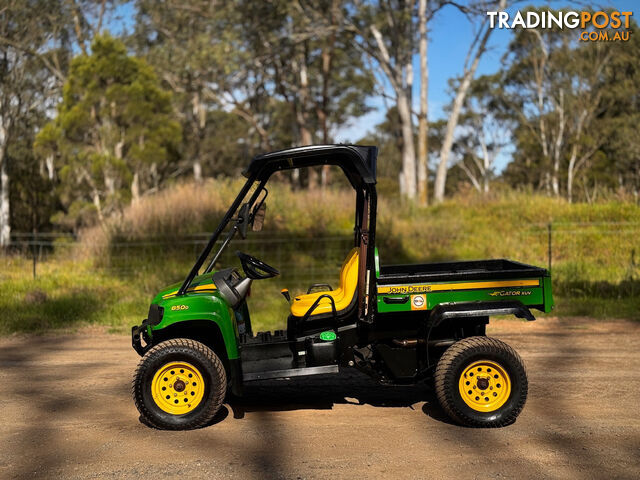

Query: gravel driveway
left=0, top=317, right=638, bottom=479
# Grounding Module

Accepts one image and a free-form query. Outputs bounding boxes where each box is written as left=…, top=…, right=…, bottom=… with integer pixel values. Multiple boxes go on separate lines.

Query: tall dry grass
left=80, top=178, right=640, bottom=283
left=81, top=178, right=357, bottom=253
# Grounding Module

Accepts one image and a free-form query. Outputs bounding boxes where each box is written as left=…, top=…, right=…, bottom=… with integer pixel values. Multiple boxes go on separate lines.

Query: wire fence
left=3, top=232, right=356, bottom=283
left=3, top=221, right=639, bottom=286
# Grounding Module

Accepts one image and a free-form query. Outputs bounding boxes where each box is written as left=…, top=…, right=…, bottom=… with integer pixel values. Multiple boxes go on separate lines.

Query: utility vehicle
left=132, top=145, right=553, bottom=429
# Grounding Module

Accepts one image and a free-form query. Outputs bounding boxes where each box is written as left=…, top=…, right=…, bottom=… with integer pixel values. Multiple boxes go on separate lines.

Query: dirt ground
left=0, top=317, right=639, bottom=480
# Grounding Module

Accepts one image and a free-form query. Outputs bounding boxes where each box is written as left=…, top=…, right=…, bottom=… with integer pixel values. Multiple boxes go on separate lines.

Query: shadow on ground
left=228, top=369, right=450, bottom=421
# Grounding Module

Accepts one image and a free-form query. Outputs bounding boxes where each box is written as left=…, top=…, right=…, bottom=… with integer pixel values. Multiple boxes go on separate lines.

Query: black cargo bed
left=378, top=259, right=547, bottom=284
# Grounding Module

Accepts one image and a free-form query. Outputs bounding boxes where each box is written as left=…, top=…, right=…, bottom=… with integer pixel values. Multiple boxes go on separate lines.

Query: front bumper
left=131, top=322, right=151, bottom=356
left=131, top=304, right=165, bottom=356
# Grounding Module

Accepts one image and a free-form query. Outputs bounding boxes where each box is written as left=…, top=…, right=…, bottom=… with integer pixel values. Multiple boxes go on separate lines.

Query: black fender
left=428, top=301, right=535, bottom=327
left=419, top=301, right=535, bottom=372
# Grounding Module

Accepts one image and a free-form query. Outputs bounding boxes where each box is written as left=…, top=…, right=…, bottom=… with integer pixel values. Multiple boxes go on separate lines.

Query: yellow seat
left=291, top=248, right=359, bottom=317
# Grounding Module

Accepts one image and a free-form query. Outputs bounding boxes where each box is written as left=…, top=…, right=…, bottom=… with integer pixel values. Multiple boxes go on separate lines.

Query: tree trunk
left=483, top=153, right=490, bottom=194
left=45, top=154, right=55, bottom=180
left=192, top=92, right=205, bottom=182
left=417, top=0, right=429, bottom=206
left=193, top=161, right=202, bottom=183
left=131, top=171, right=140, bottom=204
left=567, top=149, right=576, bottom=203
left=433, top=0, right=505, bottom=203
left=296, top=44, right=317, bottom=189
left=369, top=22, right=415, bottom=199
left=0, top=121, right=9, bottom=247
left=320, top=0, right=338, bottom=189
left=92, top=190, right=104, bottom=224
left=0, top=151, right=10, bottom=248
left=551, top=90, right=565, bottom=197
left=397, top=91, right=417, bottom=199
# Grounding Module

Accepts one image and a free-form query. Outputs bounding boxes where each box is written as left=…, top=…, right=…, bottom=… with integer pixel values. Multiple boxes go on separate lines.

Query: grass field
left=2, top=179, right=639, bottom=335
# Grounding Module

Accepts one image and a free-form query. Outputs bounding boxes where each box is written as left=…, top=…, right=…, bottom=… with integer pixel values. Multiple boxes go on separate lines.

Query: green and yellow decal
left=377, top=279, right=539, bottom=295
left=162, top=282, right=217, bottom=299
left=377, top=279, right=544, bottom=313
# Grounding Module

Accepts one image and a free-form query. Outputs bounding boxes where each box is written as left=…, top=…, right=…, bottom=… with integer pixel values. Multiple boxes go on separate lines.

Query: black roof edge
left=242, top=144, right=377, bottom=186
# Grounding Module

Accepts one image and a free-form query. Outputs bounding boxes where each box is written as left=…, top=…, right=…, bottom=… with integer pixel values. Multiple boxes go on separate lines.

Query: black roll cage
left=177, top=144, right=379, bottom=322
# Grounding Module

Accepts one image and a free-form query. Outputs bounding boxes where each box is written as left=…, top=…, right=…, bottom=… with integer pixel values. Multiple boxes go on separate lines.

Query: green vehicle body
left=148, top=273, right=240, bottom=360
left=143, top=257, right=554, bottom=366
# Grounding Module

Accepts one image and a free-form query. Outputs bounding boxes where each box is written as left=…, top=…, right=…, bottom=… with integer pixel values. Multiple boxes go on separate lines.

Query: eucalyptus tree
left=346, top=0, right=418, bottom=198
left=0, top=1, right=71, bottom=245
left=452, top=74, right=510, bottom=194
left=432, top=0, right=507, bottom=203
left=263, top=0, right=374, bottom=187
left=134, top=0, right=372, bottom=187
left=0, top=0, right=119, bottom=242
left=497, top=9, right=634, bottom=201
left=133, top=0, right=256, bottom=180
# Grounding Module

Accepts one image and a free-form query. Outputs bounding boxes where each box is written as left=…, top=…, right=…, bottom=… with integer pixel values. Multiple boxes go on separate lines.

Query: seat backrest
left=339, top=248, right=360, bottom=297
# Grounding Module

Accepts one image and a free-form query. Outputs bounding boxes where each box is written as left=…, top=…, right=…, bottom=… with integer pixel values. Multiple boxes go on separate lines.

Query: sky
left=109, top=1, right=636, bottom=171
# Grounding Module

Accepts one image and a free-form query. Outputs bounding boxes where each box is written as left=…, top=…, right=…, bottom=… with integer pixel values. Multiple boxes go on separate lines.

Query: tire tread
left=132, top=338, right=227, bottom=430
left=434, top=336, right=527, bottom=428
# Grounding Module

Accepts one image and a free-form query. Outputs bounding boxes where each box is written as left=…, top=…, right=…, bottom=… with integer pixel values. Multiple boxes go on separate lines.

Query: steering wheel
left=236, top=251, right=280, bottom=280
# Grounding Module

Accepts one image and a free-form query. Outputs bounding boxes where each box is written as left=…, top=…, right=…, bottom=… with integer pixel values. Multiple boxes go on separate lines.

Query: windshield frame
left=177, top=175, right=266, bottom=295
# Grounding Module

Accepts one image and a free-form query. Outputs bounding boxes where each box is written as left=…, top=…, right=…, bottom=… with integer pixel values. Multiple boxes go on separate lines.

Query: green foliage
left=498, top=10, right=640, bottom=200
left=134, top=0, right=373, bottom=181
left=7, top=120, right=59, bottom=233
left=34, top=35, right=181, bottom=229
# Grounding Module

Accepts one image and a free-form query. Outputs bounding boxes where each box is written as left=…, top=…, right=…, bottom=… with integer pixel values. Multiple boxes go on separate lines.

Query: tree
left=8, top=114, right=59, bottom=235
left=135, top=0, right=373, bottom=188
left=0, top=1, right=66, bottom=246
left=498, top=9, right=637, bottom=202
left=569, top=20, right=640, bottom=201
left=271, top=0, right=374, bottom=187
left=35, top=35, right=181, bottom=228
left=433, top=0, right=506, bottom=203
left=452, top=74, right=510, bottom=194
left=134, top=0, right=248, bottom=181
left=348, top=0, right=418, bottom=199
left=0, top=0, right=120, bottom=242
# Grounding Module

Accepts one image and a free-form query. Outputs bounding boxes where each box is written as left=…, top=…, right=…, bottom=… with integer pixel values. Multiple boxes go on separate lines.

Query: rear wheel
left=133, top=338, right=227, bottom=430
left=434, top=336, right=527, bottom=427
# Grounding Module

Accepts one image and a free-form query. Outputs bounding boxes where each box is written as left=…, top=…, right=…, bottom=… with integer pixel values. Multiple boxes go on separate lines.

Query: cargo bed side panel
left=377, top=277, right=545, bottom=313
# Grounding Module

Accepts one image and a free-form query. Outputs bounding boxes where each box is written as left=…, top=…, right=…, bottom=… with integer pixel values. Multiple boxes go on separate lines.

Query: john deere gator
left=131, top=145, right=553, bottom=429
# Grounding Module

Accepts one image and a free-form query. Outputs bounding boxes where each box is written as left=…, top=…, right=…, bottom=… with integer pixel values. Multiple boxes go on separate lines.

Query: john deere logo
left=387, top=285, right=432, bottom=294
left=411, top=294, right=426, bottom=311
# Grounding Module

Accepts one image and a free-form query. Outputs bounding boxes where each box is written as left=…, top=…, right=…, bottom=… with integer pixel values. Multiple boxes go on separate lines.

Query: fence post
left=547, top=222, right=552, bottom=273
left=32, top=235, right=37, bottom=279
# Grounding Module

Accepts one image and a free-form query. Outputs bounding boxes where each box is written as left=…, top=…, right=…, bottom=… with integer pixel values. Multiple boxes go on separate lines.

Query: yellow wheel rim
left=151, top=362, right=205, bottom=415
left=458, top=360, right=511, bottom=412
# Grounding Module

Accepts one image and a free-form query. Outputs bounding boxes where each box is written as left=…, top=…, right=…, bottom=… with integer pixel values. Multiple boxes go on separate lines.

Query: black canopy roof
left=243, top=144, right=377, bottom=187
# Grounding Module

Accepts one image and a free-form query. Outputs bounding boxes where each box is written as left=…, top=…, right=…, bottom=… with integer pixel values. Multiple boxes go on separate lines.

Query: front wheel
left=434, top=336, right=528, bottom=427
left=132, top=338, right=227, bottom=430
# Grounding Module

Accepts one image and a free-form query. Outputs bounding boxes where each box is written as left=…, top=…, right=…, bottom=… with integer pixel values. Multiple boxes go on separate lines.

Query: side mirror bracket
left=238, top=203, right=250, bottom=239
